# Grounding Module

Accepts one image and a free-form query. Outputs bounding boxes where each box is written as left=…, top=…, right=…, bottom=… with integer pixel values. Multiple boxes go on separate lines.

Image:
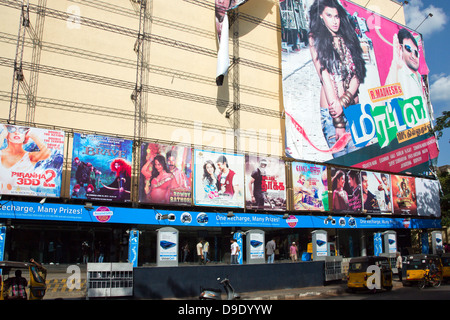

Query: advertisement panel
left=0, top=124, right=65, bottom=197
left=361, top=171, right=392, bottom=214
left=158, top=229, right=178, bottom=262
left=416, top=177, right=441, bottom=217
left=193, top=149, right=244, bottom=208
left=292, top=162, right=328, bottom=211
left=139, top=143, right=192, bottom=205
left=0, top=200, right=441, bottom=229
left=70, top=133, right=132, bottom=202
left=330, top=167, right=361, bottom=213
left=249, top=232, right=265, bottom=259
left=281, top=0, right=438, bottom=175
left=245, top=155, right=286, bottom=211
left=391, top=174, right=417, bottom=215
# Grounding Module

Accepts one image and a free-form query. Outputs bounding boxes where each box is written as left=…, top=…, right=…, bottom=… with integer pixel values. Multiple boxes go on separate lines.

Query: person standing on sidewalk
left=197, top=239, right=204, bottom=265
left=290, top=242, right=298, bottom=262
left=266, top=238, right=276, bottom=263
left=203, top=240, right=210, bottom=263
left=396, top=252, right=403, bottom=282
left=230, top=239, right=240, bottom=265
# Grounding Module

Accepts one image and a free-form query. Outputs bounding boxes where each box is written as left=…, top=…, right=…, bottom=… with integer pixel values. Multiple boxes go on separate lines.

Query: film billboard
left=330, top=167, right=362, bottom=214
left=193, top=149, right=245, bottom=208
left=245, top=155, right=286, bottom=211
left=361, top=171, right=392, bottom=214
left=292, top=162, right=328, bottom=211
left=139, top=143, right=192, bottom=205
left=391, top=174, right=417, bottom=215
left=70, top=133, right=132, bottom=202
left=0, top=124, right=65, bottom=197
left=416, top=177, right=441, bottom=217
left=281, top=0, right=438, bottom=175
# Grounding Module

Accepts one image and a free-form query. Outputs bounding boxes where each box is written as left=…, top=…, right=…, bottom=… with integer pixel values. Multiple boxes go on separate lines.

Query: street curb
left=241, top=287, right=347, bottom=300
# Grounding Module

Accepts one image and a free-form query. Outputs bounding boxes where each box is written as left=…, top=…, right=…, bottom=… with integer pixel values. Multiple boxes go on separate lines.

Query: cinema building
left=0, top=0, right=444, bottom=288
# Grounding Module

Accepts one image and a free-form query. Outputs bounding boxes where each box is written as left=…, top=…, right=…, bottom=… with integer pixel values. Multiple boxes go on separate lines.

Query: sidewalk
left=40, top=264, right=403, bottom=300
left=42, top=263, right=345, bottom=300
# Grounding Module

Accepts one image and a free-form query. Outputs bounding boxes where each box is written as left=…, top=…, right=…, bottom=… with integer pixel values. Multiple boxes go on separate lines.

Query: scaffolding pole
left=9, top=0, right=31, bottom=124
left=131, top=0, right=151, bottom=204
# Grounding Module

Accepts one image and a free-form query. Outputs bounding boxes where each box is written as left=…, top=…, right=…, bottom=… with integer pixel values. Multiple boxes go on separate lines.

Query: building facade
left=0, top=0, right=442, bottom=265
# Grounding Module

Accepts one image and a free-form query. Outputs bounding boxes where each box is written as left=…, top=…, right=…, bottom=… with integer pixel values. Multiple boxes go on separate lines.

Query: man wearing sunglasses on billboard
left=385, top=28, right=428, bottom=109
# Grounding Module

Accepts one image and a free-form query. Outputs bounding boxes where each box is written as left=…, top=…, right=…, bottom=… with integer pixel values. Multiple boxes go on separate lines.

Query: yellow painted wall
left=0, top=0, right=405, bottom=160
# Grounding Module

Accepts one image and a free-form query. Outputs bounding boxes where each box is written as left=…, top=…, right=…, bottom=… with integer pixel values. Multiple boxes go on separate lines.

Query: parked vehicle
left=440, top=253, right=450, bottom=282
left=0, top=259, right=47, bottom=300
left=347, top=256, right=393, bottom=292
left=200, top=277, right=240, bottom=300
left=402, top=254, right=442, bottom=286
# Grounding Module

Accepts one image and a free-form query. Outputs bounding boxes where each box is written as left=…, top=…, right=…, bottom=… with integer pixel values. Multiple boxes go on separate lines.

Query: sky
left=402, top=0, right=450, bottom=167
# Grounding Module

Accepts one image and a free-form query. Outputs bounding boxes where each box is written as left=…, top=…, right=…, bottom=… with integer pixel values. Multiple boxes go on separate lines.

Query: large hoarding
left=416, top=177, right=441, bottom=217
left=0, top=124, right=65, bottom=197
left=245, top=155, right=286, bottom=211
left=292, top=161, right=328, bottom=211
left=70, top=133, right=133, bottom=202
left=391, top=174, right=417, bottom=215
left=330, top=167, right=362, bottom=213
left=282, top=0, right=438, bottom=175
left=361, top=171, right=392, bottom=214
left=193, top=149, right=245, bottom=208
left=139, top=143, right=192, bottom=205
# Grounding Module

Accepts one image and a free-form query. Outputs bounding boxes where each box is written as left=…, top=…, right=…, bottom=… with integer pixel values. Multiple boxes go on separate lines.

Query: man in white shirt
left=197, top=240, right=204, bottom=265
left=230, top=239, right=240, bottom=265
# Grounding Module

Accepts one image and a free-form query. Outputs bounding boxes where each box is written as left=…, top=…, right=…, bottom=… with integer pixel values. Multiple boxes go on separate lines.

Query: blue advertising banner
left=421, top=231, right=429, bottom=254
left=128, top=229, right=139, bottom=268
left=70, top=133, right=133, bottom=203
left=0, top=225, right=6, bottom=261
left=0, top=201, right=440, bottom=230
left=374, top=233, right=382, bottom=256
left=233, top=231, right=243, bottom=265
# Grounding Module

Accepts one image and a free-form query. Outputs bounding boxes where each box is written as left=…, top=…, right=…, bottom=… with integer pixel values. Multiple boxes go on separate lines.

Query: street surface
left=308, top=282, right=450, bottom=300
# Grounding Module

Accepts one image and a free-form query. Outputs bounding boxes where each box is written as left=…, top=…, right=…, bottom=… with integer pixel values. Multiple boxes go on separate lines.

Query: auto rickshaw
left=402, top=254, right=443, bottom=286
left=347, top=256, right=393, bottom=292
left=0, top=259, right=47, bottom=300
left=440, top=253, right=450, bottom=282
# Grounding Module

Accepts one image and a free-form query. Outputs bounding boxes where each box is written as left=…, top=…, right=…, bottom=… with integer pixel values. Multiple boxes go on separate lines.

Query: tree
left=438, top=170, right=450, bottom=228
left=433, top=111, right=450, bottom=142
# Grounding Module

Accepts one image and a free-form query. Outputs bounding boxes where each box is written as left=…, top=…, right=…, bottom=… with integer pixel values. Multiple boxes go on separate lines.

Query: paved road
left=308, top=282, right=450, bottom=300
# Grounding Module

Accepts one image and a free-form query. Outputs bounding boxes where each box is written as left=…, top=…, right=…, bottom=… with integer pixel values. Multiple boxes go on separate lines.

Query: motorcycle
left=199, top=277, right=240, bottom=300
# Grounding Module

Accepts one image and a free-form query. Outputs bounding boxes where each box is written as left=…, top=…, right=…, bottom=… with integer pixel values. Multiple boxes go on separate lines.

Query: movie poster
left=391, top=174, right=417, bottom=215
left=245, top=155, right=286, bottom=211
left=0, top=124, right=65, bottom=197
left=139, top=143, right=192, bottom=206
left=416, top=177, right=441, bottom=217
left=330, top=167, right=361, bottom=213
left=292, top=162, right=328, bottom=211
left=281, top=0, right=438, bottom=175
left=361, top=171, right=392, bottom=214
left=70, top=133, right=132, bottom=202
left=193, top=149, right=244, bottom=208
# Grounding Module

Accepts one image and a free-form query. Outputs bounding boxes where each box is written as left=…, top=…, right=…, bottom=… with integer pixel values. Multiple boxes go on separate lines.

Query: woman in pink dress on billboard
left=147, top=154, right=178, bottom=204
